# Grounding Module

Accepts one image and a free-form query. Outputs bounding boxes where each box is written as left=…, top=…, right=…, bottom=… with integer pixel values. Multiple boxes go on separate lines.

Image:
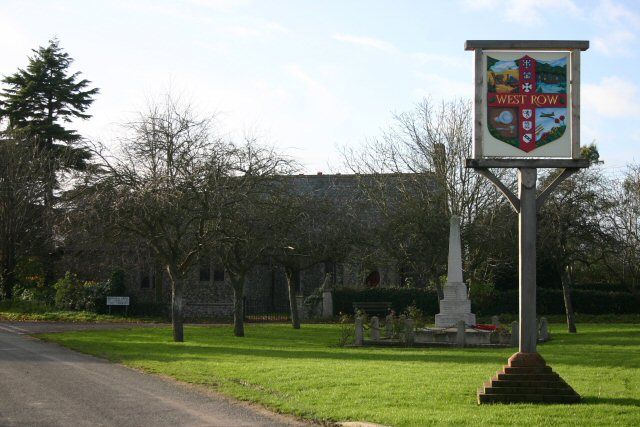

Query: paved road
left=0, top=322, right=309, bottom=427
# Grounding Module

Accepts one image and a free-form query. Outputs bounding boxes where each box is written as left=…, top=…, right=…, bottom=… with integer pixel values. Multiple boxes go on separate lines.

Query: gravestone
left=435, top=216, right=476, bottom=327
left=370, top=316, right=380, bottom=340
left=354, top=317, right=363, bottom=346
left=322, top=291, right=333, bottom=319
left=296, top=295, right=306, bottom=321
left=491, top=315, right=500, bottom=327
left=385, top=314, right=394, bottom=337
left=404, top=318, right=415, bottom=346
left=539, top=317, right=550, bottom=342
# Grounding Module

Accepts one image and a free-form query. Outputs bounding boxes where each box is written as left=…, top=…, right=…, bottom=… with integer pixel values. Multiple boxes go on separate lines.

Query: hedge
left=332, top=287, right=640, bottom=317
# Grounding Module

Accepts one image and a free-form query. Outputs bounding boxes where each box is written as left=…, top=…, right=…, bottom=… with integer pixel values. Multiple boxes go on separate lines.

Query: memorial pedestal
left=477, top=352, right=580, bottom=404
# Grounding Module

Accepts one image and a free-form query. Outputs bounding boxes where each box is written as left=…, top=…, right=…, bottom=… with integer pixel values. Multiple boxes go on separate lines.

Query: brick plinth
left=477, top=352, right=580, bottom=404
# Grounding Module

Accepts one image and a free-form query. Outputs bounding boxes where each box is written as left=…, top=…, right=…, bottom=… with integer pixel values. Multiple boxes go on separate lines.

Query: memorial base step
left=477, top=352, right=580, bottom=404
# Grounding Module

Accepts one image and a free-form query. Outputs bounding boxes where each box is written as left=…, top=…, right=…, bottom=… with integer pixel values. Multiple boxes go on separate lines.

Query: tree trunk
left=230, top=273, right=245, bottom=337
left=166, top=265, right=184, bottom=342
left=435, top=283, right=444, bottom=301
left=42, top=158, right=56, bottom=288
left=561, top=265, right=577, bottom=333
left=285, top=267, right=301, bottom=329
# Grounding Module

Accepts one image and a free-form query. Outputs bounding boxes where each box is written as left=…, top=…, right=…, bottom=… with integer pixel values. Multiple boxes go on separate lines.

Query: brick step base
left=503, top=366, right=552, bottom=374
left=482, top=385, right=576, bottom=395
left=478, top=393, right=580, bottom=404
left=489, top=379, right=568, bottom=388
left=478, top=352, right=580, bottom=404
left=497, top=372, right=559, bottom=381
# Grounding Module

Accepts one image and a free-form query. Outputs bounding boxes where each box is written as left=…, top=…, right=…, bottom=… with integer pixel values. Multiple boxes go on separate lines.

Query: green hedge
left=332, top=287, right=640, bottom=317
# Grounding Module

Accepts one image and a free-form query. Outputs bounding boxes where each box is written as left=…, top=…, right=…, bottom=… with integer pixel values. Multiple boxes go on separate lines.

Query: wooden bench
left=352, top=301, right=392, bottom=316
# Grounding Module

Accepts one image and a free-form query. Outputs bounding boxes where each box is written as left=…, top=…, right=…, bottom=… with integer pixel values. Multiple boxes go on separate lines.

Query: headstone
left=456, top=320, right=466, bottom=347
left=399, top=314, right=406, bottom=328
left=539, top=317, right=550, bottom=342
left=404, top=318, right=415, bottom=346
left=370, top=316, right=380, bottom=340
left=322, top=290, right=333, bottom=319
left=510, top=321, right=519, bottom=347
left=491, top=315, right=500, bottom=327
left=354, top=317, right=364, bottom=346
left=296, top=295, right=306, bottom=321
left=435, top=216, right=477, bottom=327
left=385, top=314, right=394, bottom=337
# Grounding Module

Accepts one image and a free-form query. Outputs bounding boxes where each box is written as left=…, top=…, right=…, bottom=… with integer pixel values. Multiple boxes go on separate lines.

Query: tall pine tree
left=1, top=38, right=98, bottom=154
left=0, top=39, right=99, bottom=286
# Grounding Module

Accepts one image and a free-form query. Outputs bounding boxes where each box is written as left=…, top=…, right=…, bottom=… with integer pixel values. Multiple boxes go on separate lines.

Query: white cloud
left=410, top=52, right=468, bottom=69
left=221, top=21, right=291, bottom=38
left=593, top=29, right=636, bottom=55
left=592, top=0, right=640, bottom=27
left=413, top=71, right=472, bottom=100
left=180, top=0, right=250, bottom=10
left=332, top=33, right=397, bottom=53
left=284, top=64, right=350, bottom=122
left=460, top=0, right=581, bottom=26
left=591, top=0, right=640, bottom=56
left=583, top=76, right=640, bottom=118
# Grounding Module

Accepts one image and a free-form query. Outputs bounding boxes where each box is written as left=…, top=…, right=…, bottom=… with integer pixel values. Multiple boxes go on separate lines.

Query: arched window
left=365, top=270, right=380, bottom=288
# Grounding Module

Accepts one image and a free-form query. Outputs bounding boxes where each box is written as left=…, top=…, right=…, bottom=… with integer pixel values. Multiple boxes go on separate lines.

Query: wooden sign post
left=465, top=40, right=589, bottom=404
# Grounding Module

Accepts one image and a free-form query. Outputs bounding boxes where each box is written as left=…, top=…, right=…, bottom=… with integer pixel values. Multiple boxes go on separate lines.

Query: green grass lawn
left=41, top=323, right=640, bottom=426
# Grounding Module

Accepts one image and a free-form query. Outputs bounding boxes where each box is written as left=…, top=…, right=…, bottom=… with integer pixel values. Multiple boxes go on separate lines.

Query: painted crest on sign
left=485, top=52, right=569, bottom=154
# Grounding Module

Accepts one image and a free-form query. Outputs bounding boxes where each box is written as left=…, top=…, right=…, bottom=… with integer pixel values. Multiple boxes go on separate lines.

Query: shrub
left=54, top=272, right=116, bottom=312
left=54, top=272, right=84, bottom=310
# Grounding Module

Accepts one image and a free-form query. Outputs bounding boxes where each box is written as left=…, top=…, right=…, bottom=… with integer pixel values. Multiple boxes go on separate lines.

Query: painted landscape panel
left=486, top=53, right=568, bottom=153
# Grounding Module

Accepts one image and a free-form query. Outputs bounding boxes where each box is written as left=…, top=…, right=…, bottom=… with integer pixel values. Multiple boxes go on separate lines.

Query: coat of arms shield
left=486, top=53, right=569, bottom=153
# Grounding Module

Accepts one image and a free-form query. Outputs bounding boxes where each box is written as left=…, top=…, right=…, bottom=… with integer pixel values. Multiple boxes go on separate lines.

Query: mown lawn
left=41, top=323, right=640, bottom=426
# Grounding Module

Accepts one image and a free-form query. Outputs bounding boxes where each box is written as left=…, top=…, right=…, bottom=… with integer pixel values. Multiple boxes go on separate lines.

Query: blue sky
left=1, top=0, right=639, bottom=173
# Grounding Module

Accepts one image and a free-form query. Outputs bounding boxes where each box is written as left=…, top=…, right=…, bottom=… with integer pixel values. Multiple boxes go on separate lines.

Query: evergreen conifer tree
left=0, top=38, right=98, bottom=155
left=0, top=39, right=99, bottom=286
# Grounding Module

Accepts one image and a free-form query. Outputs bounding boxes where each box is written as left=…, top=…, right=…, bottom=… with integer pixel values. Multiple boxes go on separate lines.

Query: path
left=0, top=322, right=308, bottom=427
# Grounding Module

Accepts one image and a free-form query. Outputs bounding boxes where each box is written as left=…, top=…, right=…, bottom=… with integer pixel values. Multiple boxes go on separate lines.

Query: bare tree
left=88, top=95, right=226, bottom=342
left=207, top=140, right=295, bottom=337
left=538, top=164, right=614, bottom=333
left=605, top=164, right=640, bottom=290
left=342, top=98, right=509, bottom=292
left=0, top=139, right=50, bottom=299
left=343, top=99, right=501, bottom=225
left=269, top=176, right=362, bottom=328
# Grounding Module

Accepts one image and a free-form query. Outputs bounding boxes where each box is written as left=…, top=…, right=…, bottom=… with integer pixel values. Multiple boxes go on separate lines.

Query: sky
left=1, top=0, right=639, bottom=174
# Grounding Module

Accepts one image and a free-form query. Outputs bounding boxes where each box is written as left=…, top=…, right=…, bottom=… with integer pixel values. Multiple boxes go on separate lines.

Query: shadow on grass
left=39, top=324, right=640, bottom=370
left=582, top=396, right=640, bottom=407
left=36, top=339, right=637, bottom=371
left=40, top=341, right=512, bottom=365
